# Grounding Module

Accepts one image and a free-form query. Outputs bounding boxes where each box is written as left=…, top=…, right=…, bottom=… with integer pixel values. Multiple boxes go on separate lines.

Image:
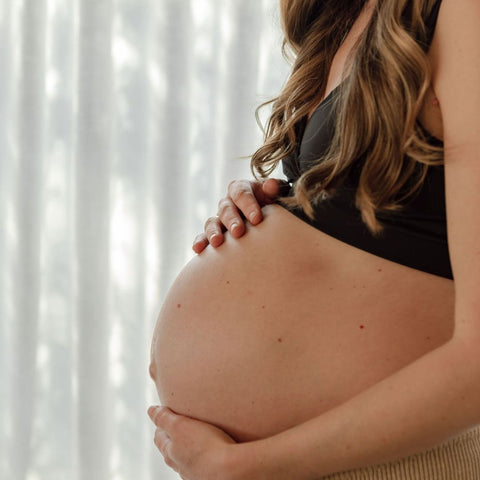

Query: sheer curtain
left=0, top=0, right=288, bottom=479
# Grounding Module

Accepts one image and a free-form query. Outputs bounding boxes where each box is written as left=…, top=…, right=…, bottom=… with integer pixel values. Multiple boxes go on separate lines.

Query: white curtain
left=0, top=0, right=288, bottom=479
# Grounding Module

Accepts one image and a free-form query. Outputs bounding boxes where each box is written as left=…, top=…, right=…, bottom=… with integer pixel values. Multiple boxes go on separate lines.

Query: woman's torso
left=150, top=0, right=452, bottom=443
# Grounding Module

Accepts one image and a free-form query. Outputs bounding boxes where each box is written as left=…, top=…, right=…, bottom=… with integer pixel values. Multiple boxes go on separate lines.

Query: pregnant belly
left=150, top=204, right=454, bottom=442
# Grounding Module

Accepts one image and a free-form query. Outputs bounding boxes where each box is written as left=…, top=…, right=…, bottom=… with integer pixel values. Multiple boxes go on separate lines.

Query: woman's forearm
left=234, top=335, right=480, bottom=479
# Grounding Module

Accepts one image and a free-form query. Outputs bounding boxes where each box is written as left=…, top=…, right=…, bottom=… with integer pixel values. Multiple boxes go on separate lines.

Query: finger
left=154, top=428, right=171, bottom=455
left=262, top=178, right=290, bottom=202
left=155, top=430, right=178, bottom=472
left=217, top=197, right=245, bottom=237
left=203, top=216, right=225, bottom=247
left=192, top=233, right=209, bottom=254
left=227, top=180, right=262, bottom=225
left=148, top=405, right=161, bottom=423
left=148, top=406, right=176, bottom=431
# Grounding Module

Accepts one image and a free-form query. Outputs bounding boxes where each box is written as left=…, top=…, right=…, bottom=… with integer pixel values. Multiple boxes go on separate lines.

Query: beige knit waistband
left=323, top=426, right=480, bottom=480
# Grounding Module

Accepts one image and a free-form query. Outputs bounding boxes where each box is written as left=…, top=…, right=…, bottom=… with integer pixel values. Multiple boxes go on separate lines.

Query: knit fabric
left=323, top=426, right=480, bottom=480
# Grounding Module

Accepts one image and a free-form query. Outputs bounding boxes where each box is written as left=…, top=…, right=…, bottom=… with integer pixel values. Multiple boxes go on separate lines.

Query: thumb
left=262, top=178, right=290, bottom=200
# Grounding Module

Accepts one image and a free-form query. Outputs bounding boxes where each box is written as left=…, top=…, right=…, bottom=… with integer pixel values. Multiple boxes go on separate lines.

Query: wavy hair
left=251, top=0, right=444, bottom=234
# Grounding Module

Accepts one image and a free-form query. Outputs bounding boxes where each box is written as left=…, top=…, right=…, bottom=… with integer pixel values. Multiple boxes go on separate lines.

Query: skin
left=151, top=203, right=454, bottom=443
left=148, top=0, right=480, bottom=478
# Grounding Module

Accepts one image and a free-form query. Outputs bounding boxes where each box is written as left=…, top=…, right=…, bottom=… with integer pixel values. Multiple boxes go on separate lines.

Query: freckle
left=226, top=280, right=230, bottom=285
left=170, top=392, right=174, bottom=396
left=426, top=336, right=431, bottom=341
left=251, top=400, right=255, bottom=405
left=360, top=325, right=365, bottom=330
left=377, top=268, right=382, bottom=272
left=247, top=290, right=253, bottom=295
left=177, top=303, right=181, bottom=308
left=277, top=337, right=283, bottom=343
left=329, top=287, right=334, bottom=291
left=261, top=305, right=266, bottom=309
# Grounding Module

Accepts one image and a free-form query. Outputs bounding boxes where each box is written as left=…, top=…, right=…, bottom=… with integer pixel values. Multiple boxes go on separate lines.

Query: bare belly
left=150, top=204, right=454, bottom=442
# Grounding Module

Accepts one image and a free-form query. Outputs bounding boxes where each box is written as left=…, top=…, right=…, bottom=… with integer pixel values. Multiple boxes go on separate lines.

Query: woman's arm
left=238, top=338, right=479, bottom=479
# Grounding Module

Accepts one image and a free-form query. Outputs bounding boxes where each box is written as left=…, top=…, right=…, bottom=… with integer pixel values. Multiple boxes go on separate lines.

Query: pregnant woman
left=148, top=0, right=480, bottom=478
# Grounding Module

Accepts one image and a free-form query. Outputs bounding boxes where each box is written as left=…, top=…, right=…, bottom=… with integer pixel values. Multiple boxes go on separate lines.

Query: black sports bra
left=281, top=0, right=452, bottom=279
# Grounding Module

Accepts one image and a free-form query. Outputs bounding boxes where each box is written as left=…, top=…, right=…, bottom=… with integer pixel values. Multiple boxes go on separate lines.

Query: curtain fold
left=9, top=1, right=47, bottom=478
left=0, top=1, right=288, bottom=479
left=75, top=1, right=114, bottom=478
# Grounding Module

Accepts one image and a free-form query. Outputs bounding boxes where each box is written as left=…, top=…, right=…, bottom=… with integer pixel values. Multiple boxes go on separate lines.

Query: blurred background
left=0, top=0, right=288, bottom=478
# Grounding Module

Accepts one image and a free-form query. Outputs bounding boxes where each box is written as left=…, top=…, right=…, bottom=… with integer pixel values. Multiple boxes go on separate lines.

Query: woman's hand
left=192, top=178, right=289, bottom=254
left=147, top=406, right=238, bottom=480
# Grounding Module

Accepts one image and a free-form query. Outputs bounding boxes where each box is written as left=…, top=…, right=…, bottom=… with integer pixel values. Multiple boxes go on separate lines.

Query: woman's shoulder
left=429, top=0, right=480, bottom=133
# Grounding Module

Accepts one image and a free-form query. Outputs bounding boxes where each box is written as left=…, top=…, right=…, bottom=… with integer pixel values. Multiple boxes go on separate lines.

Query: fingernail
left=210, top=233, right=220, bottom=244
left=231, top=223, right=240, bottom=234
left=249, top=212, right=259, bottom=223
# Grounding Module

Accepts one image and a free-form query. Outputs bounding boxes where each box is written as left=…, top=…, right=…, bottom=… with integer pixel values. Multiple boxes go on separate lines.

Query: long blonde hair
left=251, top=0, right=444, bottom=234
